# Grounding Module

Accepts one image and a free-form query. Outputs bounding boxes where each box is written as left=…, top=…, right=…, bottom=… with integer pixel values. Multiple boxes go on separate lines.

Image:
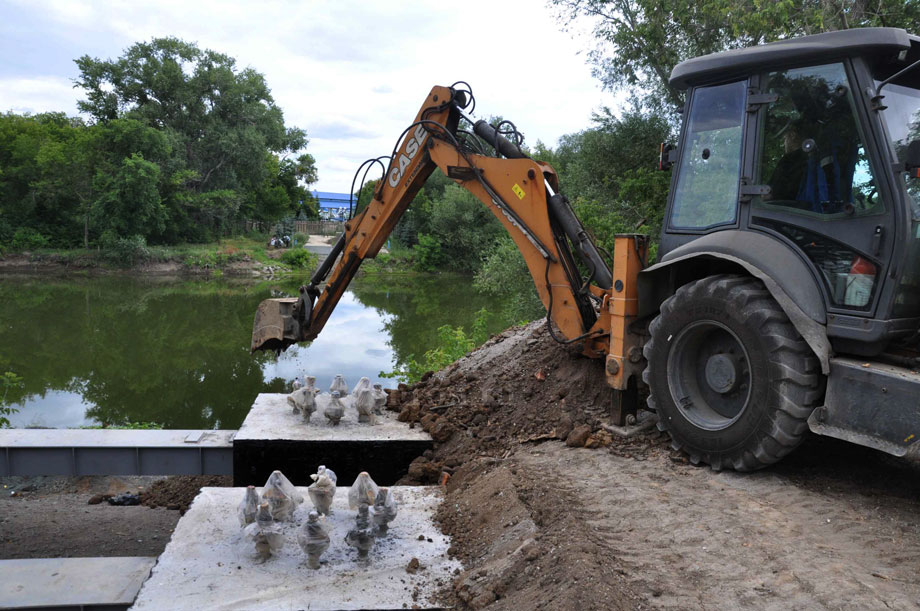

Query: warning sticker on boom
left=512, top=184, right=526, bottom=200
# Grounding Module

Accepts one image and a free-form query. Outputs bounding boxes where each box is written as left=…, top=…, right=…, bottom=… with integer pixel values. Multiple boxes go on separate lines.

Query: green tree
left=75, top=37, right=316, bottom=238
left=552, top=0, right=920, bottom=110
left=426, top=183, right=503, bottom=272
left=93, top=153, right=164, bottom=238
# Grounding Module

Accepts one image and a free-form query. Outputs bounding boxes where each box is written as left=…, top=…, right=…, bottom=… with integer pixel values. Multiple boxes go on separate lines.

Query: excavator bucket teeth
left=251, top=297, right=302, bottom=353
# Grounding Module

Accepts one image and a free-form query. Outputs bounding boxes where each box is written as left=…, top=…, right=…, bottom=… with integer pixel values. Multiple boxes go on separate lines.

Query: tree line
left=0, top=37, right=317, bottom=253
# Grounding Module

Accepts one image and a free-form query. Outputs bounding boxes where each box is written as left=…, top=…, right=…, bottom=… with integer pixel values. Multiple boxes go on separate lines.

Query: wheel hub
left=704, top=354, right=738, bottom=394
left=666, top=320, right=753, bottom=430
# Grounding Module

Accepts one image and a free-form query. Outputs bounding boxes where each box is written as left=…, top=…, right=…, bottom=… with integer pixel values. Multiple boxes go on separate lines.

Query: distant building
left=312, top=190, right=352, bottom=221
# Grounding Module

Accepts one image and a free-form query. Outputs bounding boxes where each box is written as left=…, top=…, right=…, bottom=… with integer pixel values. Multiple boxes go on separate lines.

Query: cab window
left=755, top=63, right=883, bottom=218
left=670, top=80, right=746, bottom=230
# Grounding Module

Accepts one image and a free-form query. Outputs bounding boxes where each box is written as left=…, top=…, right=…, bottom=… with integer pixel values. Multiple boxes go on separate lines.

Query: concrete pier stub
left=130, top=486, right=461, bottom=610
left=233, top=393, right=432, bottom=486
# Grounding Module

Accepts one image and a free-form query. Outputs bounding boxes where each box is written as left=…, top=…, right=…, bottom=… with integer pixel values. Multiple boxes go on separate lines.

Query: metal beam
left=0, top=429, right=234, bottom=477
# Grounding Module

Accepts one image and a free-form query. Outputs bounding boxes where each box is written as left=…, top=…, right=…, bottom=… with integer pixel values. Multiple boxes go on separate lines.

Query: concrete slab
left=131, top=486, right=461, bottom=610
left=0, top=556, right=156, bottom=609
left=0, top=429, right=235, bottom=477
left=233, top=394, right=432, bottom=486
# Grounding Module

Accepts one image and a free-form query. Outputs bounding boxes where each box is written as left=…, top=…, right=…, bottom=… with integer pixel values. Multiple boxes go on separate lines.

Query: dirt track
left=393, top=321, right=920, bottom=610
left=522, top=440, right=920, bottom=609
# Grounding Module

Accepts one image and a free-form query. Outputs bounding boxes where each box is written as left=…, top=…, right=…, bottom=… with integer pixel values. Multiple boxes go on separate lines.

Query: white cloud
left=3, top=0, right=624, bottom=191
left=0, top=75, right=79, bottom=115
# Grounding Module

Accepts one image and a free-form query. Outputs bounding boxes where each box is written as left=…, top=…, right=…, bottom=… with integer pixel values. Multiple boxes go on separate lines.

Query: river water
left=0, top=273, right=513, bottom=429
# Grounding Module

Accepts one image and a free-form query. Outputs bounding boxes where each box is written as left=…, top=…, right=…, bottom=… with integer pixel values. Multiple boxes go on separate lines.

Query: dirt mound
left=387, top=320, right=666, bottom=608
left=437, top=457, right=640, bottom=610
left=391, top=321, right=642, bottom=485
left=140, top=475, right=232, bottom=512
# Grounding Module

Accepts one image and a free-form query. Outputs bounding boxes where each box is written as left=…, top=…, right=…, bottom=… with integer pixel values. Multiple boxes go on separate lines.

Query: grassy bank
left=359, top=242, right=420, bottom=275
left=0, top=236, right=318, bottom=276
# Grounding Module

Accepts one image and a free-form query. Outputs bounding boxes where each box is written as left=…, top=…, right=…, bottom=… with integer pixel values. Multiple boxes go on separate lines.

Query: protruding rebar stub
left=345, top=502, right=376, bottom=559
left=372, top=487, right=397, bottom=536
left=238, top=485, right=259, bottom=527
left=299, top=510, right=330, bottom=569
left=325, top=391, right=345, bottom=425
left=372, top=384, right=387, bottom=414
left=355, top=387, right=376, bottom=424
left=330, top=374, right=349, bottom=396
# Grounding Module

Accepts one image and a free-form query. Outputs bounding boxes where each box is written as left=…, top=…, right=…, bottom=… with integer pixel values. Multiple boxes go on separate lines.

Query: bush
left=475, top=235, right=545, bottom=322
left=293, top=232, right=309, bottom=246
left=381, top=309, right=490, bottom=383
left=413, top=234, right=444, bottom=271
left=100, top=232, right=150, bottom=266
left=280, top=247, right=317, bottom=268
left=0, top=371, right=23, bottom=428
left=10, top=227, right=50, bottom=251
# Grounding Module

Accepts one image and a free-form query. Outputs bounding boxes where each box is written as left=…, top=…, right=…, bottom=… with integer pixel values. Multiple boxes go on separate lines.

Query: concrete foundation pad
left=131, top=486, right=460, bottom=610
left=0, top=556, right=156, bottom=609
left=234, top=394, right=432, bottom=486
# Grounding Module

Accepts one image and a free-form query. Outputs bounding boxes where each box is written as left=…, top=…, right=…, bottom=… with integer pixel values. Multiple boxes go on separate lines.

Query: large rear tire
left=643, top=275, right=824, bottom=471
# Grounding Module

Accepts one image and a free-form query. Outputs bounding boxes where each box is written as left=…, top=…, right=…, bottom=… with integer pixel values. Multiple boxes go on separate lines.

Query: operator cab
left=661, top=28, right=920, bottom=356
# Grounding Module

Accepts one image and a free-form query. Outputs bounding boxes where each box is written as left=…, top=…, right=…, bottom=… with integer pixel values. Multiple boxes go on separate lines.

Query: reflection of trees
left=0, top=274, right=512, bottom=428
left=349, top=275, right=514, bottom=374
left=0, top=276, right=294, bottom=428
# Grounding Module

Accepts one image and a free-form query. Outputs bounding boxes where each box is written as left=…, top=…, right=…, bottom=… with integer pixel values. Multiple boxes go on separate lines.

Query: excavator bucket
left=250, top=297, right=302, bottom=353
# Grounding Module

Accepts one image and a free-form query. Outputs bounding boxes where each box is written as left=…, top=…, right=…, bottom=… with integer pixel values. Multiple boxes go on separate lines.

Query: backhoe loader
left=253, top=27, right=920, bottom=470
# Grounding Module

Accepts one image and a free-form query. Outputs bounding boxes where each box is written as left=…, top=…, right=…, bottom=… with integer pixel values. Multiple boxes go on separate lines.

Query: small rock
left=87, top=494, right=106, bottom=505
left=406, top=557, right=421, bottom=574
left=585, top=429, right=614, bottom=448
left=407, top=457, right=442, bottom=484
left=398, top=400, right=421, bottom=423
left=430, top=419, right=455, bottom=442
left=565, top=424, right=592, bottom=447
left=470, top=590, right=497, bottom=609
left=556, top=413, right=574, bottom=440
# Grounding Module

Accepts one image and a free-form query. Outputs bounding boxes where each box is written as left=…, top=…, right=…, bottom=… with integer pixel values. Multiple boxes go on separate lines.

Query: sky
left=0, top=0, right=621, bottom=192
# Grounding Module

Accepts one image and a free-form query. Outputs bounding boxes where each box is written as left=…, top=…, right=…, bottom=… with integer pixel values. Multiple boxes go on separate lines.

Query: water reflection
left=262, top=292, right=397, bottom=393
left=0, top=273, right=511, bottom=429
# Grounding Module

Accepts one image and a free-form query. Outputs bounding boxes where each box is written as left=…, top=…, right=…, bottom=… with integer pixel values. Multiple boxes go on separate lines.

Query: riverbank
left=0, top=236, right=318, bottom=277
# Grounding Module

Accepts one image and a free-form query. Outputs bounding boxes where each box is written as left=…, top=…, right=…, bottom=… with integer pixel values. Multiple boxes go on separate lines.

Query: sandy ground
left=516, top=440, right=920, bottom=610
left=392, top=321, right=920, bottom=610
left=0, top=476, right=179, bottom=559
left=0, top=475, right=232, bottom=560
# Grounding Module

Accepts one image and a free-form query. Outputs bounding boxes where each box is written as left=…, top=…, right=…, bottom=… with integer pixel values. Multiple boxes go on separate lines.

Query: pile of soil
left=389, top=321, right=666, bottom=485
left=140, top=475, right=232, bottom=512
left=388, top=320, right=667, bottom=608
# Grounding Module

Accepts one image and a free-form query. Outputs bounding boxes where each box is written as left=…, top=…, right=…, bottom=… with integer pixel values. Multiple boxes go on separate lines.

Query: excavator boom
left=251, top=85, right=645, bottom=370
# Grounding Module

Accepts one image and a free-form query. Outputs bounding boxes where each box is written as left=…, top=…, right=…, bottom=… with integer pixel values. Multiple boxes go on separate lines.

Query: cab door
left=747, top=61, right=894, bottom=315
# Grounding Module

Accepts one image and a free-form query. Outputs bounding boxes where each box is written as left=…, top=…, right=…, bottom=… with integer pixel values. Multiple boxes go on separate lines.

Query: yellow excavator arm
left=251, top=84, right=647, bottom=383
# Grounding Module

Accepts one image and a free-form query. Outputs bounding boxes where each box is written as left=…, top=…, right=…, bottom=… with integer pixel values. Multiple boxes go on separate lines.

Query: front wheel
left=643, top=275, right=824, bottom=471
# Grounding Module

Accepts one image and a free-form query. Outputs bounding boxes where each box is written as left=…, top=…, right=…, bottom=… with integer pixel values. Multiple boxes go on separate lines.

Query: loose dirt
left=0, top=475, right=230, bottom=560
left=390, top=320, right=920, bottom=610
